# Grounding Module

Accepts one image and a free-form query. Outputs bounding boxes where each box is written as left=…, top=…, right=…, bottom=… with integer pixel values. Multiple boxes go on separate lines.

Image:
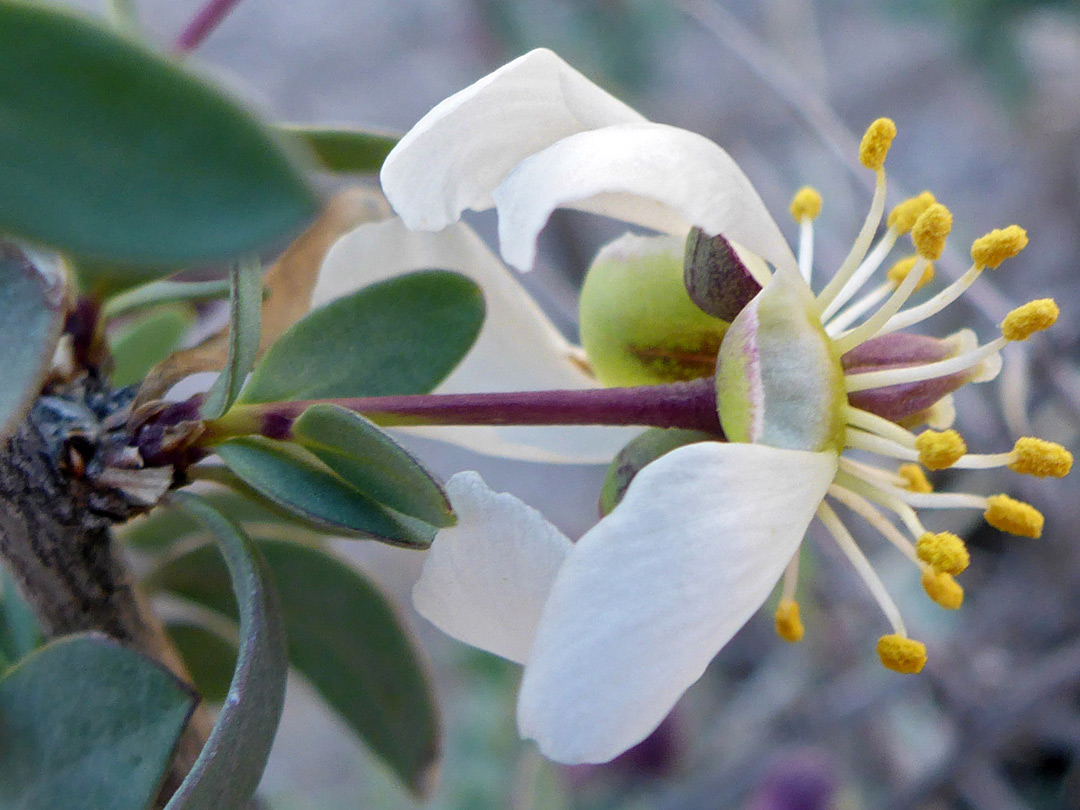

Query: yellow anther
left=921, top=570, right=964, bottom=610
left=984, top=494, right=1044, bottom=539
left=887, top=191, right=936, bottom=234
left=877, top=634, right=927, bottom=674
left=774, top=599, right=804, bottom=643
left=915, top=429, right=967, bottom=470
left=898, top=463, right=933, bottom=493
left=916, top=531, right=970, bottom=575
left=886, top=256, right=935, bottom=291
left=1009, top=437, right=1073, bottom=478
left=970, top=225, right=1028, bottom=269
left=911, top=203, right=953, bottom=260
left=1001, top=298, right=1059, bottom=341
left=859, top=117, right=897, bottom=171
left=789, top=187, right=823, bottom=222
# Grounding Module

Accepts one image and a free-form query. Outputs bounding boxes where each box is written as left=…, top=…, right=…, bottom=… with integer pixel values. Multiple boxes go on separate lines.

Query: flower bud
left=580, top=233, right=730, bottom=387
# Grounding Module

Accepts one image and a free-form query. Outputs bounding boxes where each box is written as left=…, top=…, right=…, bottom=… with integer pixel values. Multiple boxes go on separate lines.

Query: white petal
left=412, top=471, right=572, bottom=664
left=381, top=48, right=645, bottom=231
left=492, top=122, right=797, bottom=276
left=315, top=217, right=641, bottom=463
left=517, top=442, right=837, bottom=763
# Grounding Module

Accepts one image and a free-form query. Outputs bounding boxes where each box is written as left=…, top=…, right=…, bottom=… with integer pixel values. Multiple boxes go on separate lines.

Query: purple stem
left=175, top=0, right=245, bottom=52
left=264, top=377, right=723, bottom=435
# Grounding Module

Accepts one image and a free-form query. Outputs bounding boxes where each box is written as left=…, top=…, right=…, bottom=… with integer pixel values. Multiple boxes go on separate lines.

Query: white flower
left=384, top=49, right=1070, bottom=764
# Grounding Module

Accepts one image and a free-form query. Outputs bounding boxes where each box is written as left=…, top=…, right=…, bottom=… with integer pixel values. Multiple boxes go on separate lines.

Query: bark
left=0, top=393, right=212, bottom=804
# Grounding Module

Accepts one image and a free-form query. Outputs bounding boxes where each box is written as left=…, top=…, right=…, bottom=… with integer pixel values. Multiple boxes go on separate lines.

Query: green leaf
left=239, top=270, right=484, bottom=403
left=279, top=125, right=399, bottom=174
left=151, top=541, right=440, bottom=796
left=0, top=633, right=196, bottom=810
left=215, top=437, right=435, bottom=548
left=0, top=244, right=66, bottom=439
left=165, top=492, right=288, bottom=810
left=292, top=404, right=453, bottom=527
left=0, top=3, right=316, bottom=278
left=201, top=256, right=263, bottom=419
left=103, top=278, right=233, bottom=320
left=166, top=622, right=237, bottom=705
left=109, top=305, right=195, bottom=387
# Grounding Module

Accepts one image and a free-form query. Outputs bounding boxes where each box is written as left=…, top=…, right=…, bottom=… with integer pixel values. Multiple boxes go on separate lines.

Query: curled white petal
left=492, top=122, right=796, bottom=275
left=381, top=48, right=644, bottom=231
left=517, top=442, right=837, bottom=763
left=412, top=471, right=572, bottom=664
left=316, top=217, right=639, bottom=463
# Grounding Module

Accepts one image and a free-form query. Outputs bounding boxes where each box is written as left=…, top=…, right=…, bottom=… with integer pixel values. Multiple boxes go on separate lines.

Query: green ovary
left=579, top=233, right=729, bottom=386
left=716, top=272, right=847, bottom=453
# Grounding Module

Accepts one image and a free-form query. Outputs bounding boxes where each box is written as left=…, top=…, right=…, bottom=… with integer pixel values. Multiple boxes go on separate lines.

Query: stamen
left=1008, top=437, right=1073, bottom=478
left=886, top=256, right=935, bottom=290
left=824, top=281, right=891, bottom=334
left=820, top=231, right=899, bottom=322
left=911, top=203, right=953, bottom=261
left=775, top=599, right=804, bottom=643
left=915, top=429, right=967, bottom=470
left=971, top=225, right=1028, bottom=269
left=859, top=118, right=897, bottom=171
left=877, top=634, right=927, bottom=674
left=817, top=501, right=907, bottom=637
left=886, top=191, right=936, bottom=235
left=791, top=187, right=822, bottom=284
left=829, top=484, right=921, bottom=565
left=916, top=531, right=970, bottom=574
left=834, top=466, right=931, bottom=537
left=922, top=570, right=964, bottom=610
left=843, top=337, right=1005, bottom=393
left=816, top=123, right=895, bottom=310
left=876, top=264, right=981, bottom=336
left=898, top=463, right=932, bottom=493
left=790, top=187, right=823, bottom=221
left=832, top=256, right=929, bottom=353
left=984, top=494, right=1044, bottom=538
left=845, top=407, right=918, bottom=447
left=1001, top=299, right=1059, bottom=341
left=844, top=428, right=918, bottom=462
left=944, top=437, right=1073, bottom=477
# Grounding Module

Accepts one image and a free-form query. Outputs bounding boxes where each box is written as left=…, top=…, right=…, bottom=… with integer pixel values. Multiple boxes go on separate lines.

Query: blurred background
left=61, top=1, right=1080, bottom=808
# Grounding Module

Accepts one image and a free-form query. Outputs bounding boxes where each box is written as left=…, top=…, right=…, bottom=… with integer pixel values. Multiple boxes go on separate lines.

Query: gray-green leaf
left=0, top=243, right=67, bottom=439
left=108, top=305, right=195, bottom=388
left=0, top=3, right=316, bottom=279
left=215, top=437, right=435, bottom=548
left=0, top=633, right=196, bottom=810
left=165, top=492, right=288, bottom=810
left=239, top=270, right=484, bottom=403
left=292, top=403, right=453, bottom=527
left=150, top=541, right=440, bottom=797
left=201, top=255, right=263, bottom=418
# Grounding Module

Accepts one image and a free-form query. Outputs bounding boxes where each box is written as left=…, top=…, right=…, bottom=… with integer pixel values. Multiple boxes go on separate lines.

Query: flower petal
left=381, top=48, right=644, bottom=231
left=517, top=442, right=837, bottom=763
left=412, top=471, right=572, bottom=664
left=315, top=217, right=641, bottom=463
left=492, top=122, right=797, bottom=276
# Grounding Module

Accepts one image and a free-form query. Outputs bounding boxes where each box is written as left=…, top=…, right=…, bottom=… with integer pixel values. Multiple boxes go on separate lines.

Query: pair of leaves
left=0, top=492, right=287, bottom=810
left=149, top=537, right=439, bottom=796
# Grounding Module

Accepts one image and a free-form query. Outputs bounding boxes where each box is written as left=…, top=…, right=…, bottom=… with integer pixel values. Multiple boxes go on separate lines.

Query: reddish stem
left=258, top=377, right=724, bottom=435
left=175, top=0, right=245, bottom=52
